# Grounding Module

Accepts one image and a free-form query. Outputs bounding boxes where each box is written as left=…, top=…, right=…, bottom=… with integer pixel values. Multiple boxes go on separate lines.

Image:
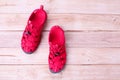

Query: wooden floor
left=1, top=0, right=120, bottom=80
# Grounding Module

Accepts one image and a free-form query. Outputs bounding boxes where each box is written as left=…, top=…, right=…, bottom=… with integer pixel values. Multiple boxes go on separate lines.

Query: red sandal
left=48, top=26, right=66, bottom=73
left=21, top=5, right=47, bottom=54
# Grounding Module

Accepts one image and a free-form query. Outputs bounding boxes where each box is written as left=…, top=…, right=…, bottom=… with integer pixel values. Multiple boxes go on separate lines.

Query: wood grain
left=1, top=31, right=120, bottom=48
left=0, top=0, right=120, bottom=14
left=1, top=14, right=120, bottom=31
left=0, top=48, right=120, bottom=65
left=0, top=65, right=120, bottom=80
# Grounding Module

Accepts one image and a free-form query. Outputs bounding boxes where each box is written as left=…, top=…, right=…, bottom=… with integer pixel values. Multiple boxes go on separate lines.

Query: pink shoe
left=48, top=26, right=66, bottom=73
left=21, top=5, right=47, bottom=54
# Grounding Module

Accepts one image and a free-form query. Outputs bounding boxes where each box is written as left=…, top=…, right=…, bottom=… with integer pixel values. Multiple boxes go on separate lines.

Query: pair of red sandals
left=21, top=5, right=66, bottom=73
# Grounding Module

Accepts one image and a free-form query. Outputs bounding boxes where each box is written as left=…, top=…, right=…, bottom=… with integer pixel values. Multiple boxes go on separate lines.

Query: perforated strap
left=22, top=21, right=41, bottom=53
left=49, top=44, right=66, bottom=72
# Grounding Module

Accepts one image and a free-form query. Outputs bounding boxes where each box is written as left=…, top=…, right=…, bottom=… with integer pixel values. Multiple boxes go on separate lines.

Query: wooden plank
left=0, top=48, right=120, bottom=64
left=0, top=0, right=120, bottom=14
left=1, top=14, right=120, bottom=30
left=0, top=65, right=120, bottom=80
left=1, top=31, right=120, bottom=48
left=0, top=0, right=45, bottom=14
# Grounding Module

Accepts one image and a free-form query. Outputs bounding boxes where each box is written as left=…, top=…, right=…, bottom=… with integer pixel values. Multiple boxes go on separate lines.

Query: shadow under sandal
left=21, top=5, right=47, bottom=54
left=48, top=26, right=66, bottom=73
